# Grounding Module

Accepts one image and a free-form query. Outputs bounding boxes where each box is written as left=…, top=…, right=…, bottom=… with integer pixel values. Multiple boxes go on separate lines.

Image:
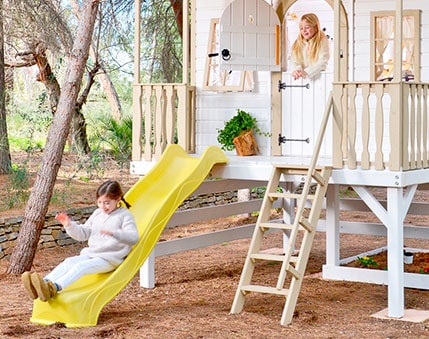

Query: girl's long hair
left=291, top=13, right=326, bottom=65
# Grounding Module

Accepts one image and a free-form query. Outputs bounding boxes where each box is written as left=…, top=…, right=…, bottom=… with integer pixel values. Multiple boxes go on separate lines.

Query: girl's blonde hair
left=291, top=13, right=326, bottom=65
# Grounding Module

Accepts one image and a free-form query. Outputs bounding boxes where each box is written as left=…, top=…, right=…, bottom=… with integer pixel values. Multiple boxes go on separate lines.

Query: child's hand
left=292, top=69, right=302, bottom=80
left=100, top=229, right=113, bottom=236
left=55, top=213, right=71, bottom=227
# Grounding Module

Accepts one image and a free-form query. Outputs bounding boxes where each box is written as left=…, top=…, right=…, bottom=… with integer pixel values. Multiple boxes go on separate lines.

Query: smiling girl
left=22, top=180, right=139, bottom=302
left=289, top=13, right=330, bottom=80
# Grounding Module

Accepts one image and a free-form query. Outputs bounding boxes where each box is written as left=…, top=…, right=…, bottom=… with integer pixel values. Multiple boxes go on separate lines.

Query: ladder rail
left=230, top=166, right=282, bottom=313
left=276, top=93, right=334, bottom=289
left=280, top=94, right=334, bottom=324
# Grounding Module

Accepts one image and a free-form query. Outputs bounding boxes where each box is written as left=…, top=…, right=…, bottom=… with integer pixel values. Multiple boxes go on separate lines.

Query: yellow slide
left=30, top=145, right=228, bottom=327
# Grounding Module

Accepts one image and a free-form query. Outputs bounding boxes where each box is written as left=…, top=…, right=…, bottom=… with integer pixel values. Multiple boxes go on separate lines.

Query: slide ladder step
left=241, top=285, right=289, bottom=296
left=259, top=222, right=293, bottom=231
left=250, top=253, right=298, bottom=263
left=268, top=192, right=316, bottom=200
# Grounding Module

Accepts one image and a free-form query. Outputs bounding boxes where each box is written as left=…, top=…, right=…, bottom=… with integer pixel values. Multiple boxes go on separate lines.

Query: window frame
left=370, top=10, right=421, bottom=82
left=203, top=18, right=252, bottom=92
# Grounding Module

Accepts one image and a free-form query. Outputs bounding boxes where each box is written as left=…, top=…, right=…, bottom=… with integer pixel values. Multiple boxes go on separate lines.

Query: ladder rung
left=259, top=222, right=293, bottom=231
left=311, top=170, right=326, bottom=186
left=241, top=284, right=289, bottom=296
left=298, top=217, right=313, bottom=232
left=287, top=264, right=301, bottom=280
left=259, top=222, right=309, bottom=232
left=268, top=192, right=315, bottom=200
left=251, top=253, right=283, bottom=261
left=250, top=253, right=299, bottom=263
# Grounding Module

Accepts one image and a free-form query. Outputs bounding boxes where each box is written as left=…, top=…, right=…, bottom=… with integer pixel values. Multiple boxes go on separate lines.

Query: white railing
left=132, top=83, right=196, bottom=162
left=332, top=82, right=429, bottom=171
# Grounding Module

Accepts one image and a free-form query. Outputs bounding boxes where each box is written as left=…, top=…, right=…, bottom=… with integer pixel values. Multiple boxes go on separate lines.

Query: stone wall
left=0, top=190, right=251, bottom=261
left=0, top=206, right=96, bottom=260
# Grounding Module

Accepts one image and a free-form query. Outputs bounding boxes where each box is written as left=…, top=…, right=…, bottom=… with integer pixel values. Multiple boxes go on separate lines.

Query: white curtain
left=375, top=15, right=394, bottom=80
left=402, top=15, right=415, bottom=78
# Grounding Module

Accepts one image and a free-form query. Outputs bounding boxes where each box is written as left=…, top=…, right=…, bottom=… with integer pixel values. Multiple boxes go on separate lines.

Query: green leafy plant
left=217, top=109, right=270, bottom=151
left=357, top=256, right=378, bottom=268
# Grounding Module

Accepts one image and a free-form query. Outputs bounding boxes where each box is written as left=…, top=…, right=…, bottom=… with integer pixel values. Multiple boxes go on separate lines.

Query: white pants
left=44, top=255, right=115, bottom=290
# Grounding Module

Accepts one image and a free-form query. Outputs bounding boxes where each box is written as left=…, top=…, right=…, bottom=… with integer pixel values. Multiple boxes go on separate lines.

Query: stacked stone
left=0, top=206, right=95, bottom=260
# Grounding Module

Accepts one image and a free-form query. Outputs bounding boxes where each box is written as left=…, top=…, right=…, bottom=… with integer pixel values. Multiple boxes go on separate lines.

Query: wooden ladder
left=230, top=164, right=332, bottom=326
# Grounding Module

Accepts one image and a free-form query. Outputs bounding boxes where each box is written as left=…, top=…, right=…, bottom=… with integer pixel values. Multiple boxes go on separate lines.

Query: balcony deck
left=132, top=153, right=429, bottom=188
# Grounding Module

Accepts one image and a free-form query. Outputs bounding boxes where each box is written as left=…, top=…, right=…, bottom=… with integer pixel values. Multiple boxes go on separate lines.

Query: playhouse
left=131, top=0, right=429, bottom=326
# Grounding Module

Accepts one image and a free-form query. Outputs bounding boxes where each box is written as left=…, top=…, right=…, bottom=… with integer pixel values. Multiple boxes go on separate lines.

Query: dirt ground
left=0, top=151, right=429, bottom=338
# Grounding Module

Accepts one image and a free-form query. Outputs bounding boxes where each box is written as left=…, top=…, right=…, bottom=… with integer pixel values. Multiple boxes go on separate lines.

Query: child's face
left=97, top=194, right=120, bottom=214
left=300, top=20, right=317, bottom=41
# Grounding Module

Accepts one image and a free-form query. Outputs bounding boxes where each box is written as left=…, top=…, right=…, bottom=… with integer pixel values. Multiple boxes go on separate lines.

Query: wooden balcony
left=132, top=83, right=196, bottom=162
left=332, top=82, right=429, bottom=171
left=131, top=81, right=429, bottom=174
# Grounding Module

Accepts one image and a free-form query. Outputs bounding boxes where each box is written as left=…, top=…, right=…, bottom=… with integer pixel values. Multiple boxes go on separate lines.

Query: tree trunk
left=6, top=0, right=100, bottom=274
left=69, top=63, right=100, bottom=154
left=93, top=63, right=122, bottom=121
left=33, top=44, right=91, bottom=154
left=70, top=110, right=91, bottom=154
left=0, top=0, right=11, bottom=175
left=70, top=0, right=122, bottom=121
left=33, top=44, right=61, bottom=114
left=170, top=0, right=183, bottom=38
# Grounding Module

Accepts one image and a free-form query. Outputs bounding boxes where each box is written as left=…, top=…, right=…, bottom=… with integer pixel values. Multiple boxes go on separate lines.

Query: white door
left=281, top=0, right=334, bottom=157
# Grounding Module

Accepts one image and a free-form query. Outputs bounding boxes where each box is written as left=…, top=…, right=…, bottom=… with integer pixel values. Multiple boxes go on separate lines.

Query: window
left=370, top=10, right=420, bottom=82
left=203, top=18, right=254, bottom=92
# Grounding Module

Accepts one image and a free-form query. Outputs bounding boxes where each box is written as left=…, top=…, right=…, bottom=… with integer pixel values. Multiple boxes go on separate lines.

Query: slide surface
left=30, top=145, right=228, bottom=327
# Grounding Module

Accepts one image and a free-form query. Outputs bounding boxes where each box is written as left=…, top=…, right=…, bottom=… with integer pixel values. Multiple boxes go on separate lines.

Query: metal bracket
left=278, top=80, right=310, bottom=92
left=278, top=134, right=310, bottom=146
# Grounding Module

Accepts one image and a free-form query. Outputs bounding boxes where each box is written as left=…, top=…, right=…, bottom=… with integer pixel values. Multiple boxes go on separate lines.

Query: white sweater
left=66, top=207, right=139, bottom=266
left=289, top=37, right=330, bottom=79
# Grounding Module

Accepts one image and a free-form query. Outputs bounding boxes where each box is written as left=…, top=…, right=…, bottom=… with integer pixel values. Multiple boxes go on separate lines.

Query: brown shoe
left=30, top=272, right=50, bottom=302
left=47, top=280, right=58, bottom=298
left=21, top=272, right=38, bottom=300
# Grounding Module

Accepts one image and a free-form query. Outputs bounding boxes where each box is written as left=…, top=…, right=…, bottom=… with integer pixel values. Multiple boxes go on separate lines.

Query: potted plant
left=217, top=109, right=270, bottom=156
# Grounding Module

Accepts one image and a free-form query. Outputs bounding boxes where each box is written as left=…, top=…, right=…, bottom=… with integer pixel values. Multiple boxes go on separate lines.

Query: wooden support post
left=387, top=187, right=404, bottom=318
left=326, top=184, right=340, bottom=266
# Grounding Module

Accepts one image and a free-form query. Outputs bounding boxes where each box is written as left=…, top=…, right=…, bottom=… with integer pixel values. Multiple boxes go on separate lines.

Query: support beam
left=386, top=187, right=405, bottom=318
left=326, top=184, right=340, bottom=266
left=326, top=184, right=418, bottom=319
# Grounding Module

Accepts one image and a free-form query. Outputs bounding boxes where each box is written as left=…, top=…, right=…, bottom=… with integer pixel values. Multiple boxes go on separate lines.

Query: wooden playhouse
left=131, top=0, right=429, bottom=326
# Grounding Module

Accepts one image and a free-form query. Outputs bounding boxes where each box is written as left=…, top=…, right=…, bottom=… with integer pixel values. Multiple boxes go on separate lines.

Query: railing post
left=374, top=84, right=385, bottom=170
left=176, top=85, right=188, bottom=151
left=361, top=85, right=371, bottom=169
left=332, top=83, right=343, bottom=168
left=132, top=85, right=143, bottom=162
left=144, top=85, right=154, bottom=161
left=389, top=83, right=403, bottom=171
left=187, top=86, right=196, bottom=153
left=423, top=85, right=428, bottom=167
